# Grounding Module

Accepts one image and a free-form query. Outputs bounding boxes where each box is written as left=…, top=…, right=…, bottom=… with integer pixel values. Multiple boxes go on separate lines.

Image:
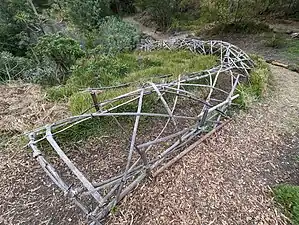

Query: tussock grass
left=235, top=55, right=271, bottom=108
left=45, top=49, right=217, bottom=142
left=48, top=50, right=217, bottom=114
left=263, top=33, right=286, bottom=48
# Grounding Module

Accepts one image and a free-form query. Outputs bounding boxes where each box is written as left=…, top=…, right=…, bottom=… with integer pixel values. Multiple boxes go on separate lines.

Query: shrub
left=33, top=34, right=85, bottom=71
left=23, top=59, right=65, bottom=86
left=206, top=21, right=270, bottom=35
left=0, top=51, right=31, bottom=82
left=136, top=0, right=181, bottom=29
left=66, top=0, right=113, bottom=30
left=87, top=17, right=140, bottom=55
left=0, top=0, right=44, bottom=56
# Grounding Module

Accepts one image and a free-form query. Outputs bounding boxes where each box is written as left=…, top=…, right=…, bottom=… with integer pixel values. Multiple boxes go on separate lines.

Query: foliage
left=23, top=59, right=64, bottom=85
left=209, top=21, right=270, bottom=34
left=65, top=0, right=113, bottom=30
left=0, top=0, right=52, bottom=56
left=0, top=50, right=69, bottom=85
left=287, top=40, right=299, bottom=58
left=87, top=17, right=140, bottom=55
left=136, top=0, right=181, bottom=29
left=201, top=0, right=299, bottom=24
left=33, top=34, right=85, bottom=70
left=236, top=55, right=271, bottom=108
left=0, top=51, right=32, bottom=82
left=273, top=184, right=299, bottom=225
left=0, top=0, right=35, bottom=55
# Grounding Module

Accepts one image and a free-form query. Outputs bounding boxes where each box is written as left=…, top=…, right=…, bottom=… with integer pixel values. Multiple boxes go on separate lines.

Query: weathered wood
left=90, top=90, right=100, bottom=112
left=45, top=127, right=103, bottom=203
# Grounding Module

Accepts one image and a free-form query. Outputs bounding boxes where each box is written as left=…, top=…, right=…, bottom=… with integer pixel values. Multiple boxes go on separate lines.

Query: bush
left=0, top=51, right=32, bottom=82
left=136, top=0, right=181, bottom=29
left=33, top=34, right=85, bottom=71
left=87, top=17, right=140, bottom=55
left=66, top=0, right=113, bottom=30
left=0, top=0, right=44, bottom=56
left=264, top=33, right=286, bottom=48
left=217, top=21, right=270, bottom=34
left=23, top=59, right=65, bottom=86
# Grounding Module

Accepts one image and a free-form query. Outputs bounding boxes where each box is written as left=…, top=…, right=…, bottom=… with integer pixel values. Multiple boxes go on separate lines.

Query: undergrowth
left=273, top=185, right=299, bottom=225
left=235, top=55, right=271, bottom=108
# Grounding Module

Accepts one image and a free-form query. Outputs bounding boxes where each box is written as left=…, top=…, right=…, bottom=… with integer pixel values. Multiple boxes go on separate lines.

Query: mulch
left=1, top=65, right=299, bottom=225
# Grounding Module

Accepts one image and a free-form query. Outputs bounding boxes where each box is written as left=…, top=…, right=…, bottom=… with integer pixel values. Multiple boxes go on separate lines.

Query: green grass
left=235, top=55, right=271, bottom=108
left=286, top=39, right=299, bottom=62
left=47, top=50, right=217, bottom=114
left=44, top=49, right=217, bottom=142
left=263, top=33, right=286, bottom=48
left=273, top=184, right=299, bottom=225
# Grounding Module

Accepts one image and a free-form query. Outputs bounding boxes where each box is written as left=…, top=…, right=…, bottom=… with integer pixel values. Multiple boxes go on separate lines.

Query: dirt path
left=105, top=66, right=299, bottom=225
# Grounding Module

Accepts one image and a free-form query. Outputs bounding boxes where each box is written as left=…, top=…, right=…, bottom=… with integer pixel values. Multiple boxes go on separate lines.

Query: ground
left=1, top=65, right=299, bottom=225
left=1, top=19, right=299, bottom=225
left=107, top=65, right=299, bottom=225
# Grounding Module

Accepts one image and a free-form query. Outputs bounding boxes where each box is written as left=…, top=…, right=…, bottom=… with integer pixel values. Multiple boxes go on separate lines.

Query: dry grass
left=0, top=82, right=69, bottom=134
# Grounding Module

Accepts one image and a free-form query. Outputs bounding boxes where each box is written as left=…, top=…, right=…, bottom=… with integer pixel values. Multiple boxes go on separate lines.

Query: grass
left=47, top=50, right=217, bottom=115
left=44, top=49, right=217, bottom=142
left=286, top=39, right=299, bottom=62
left=273, top=184, right=299, bottom=225
left=263, top=33, right=286, bottom=48
left=235, top=55, right=271, bottom=108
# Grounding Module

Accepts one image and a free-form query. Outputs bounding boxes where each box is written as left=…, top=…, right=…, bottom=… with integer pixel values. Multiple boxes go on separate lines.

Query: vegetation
left=86, top=16, right=140, bottom=55
left=0, top=52, right=32, bottom=81
left=273, top=185, right=299, bottom=225
left=236, top=55, right=271, bottom=108
left=47, top=50, right=217, bottom=114
left=264, top=33, right=286, bottom=48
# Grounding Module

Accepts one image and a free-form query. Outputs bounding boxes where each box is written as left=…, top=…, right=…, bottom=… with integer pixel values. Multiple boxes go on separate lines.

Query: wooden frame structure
left=27, top=38, right=254, bottom=224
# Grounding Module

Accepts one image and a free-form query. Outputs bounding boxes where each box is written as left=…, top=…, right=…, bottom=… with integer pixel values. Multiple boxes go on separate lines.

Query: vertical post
left=90, top=90, right=100, bottom=112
